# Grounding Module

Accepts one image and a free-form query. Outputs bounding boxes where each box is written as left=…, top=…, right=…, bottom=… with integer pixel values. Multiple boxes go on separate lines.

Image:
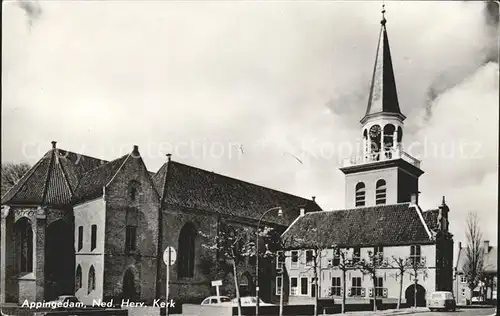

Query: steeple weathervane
left=381, top=4, right=386, bottom=26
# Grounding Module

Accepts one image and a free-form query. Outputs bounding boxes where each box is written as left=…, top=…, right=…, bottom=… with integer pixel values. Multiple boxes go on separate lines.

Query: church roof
left=1, top=143, right=106, bottom=207
left=72, top=154, right=130, bottom=204
left=153, top=160, right=321, bottom=225
left=362, top=9, right=405, bottom=124
left=281, top=202, right=434, bottom=249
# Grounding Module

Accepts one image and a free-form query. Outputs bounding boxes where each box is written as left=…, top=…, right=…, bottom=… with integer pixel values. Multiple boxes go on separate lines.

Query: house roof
left=1, top=146, right=106, bottom=207
left=456, top=244, right=497, bottom=274
left=72, top=154, right=130, bottom=204
left=361, top=12, right=405, bottom=124
left=153, top=160, right=321, bottom=225
left=281, top=202, right=434, bottom=249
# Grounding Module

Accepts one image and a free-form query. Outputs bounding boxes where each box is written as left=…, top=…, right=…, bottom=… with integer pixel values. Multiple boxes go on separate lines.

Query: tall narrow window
left=78, top=226, right=83, bottom=251
left=126, top=208, right=138, bottom=253
left=88, top=265, right=96, bottom=294
left=291, top=251, right=299, bottom=269
left=410, top=244, right=421, bottom=265
left=15, top=218, right=33, bottom=273
left=128, top=180, right=140, bottom=202
left=91, top=225, right=97, bottom=251
left=351, top=277, right=362, bottom=296
left=375, top=277, right=384, bottom=297
left=276, top=251, right=284, bottom=270
left=332, top=248, right=340, bottom=266
left=306, top=250, right=313, bottom=266
left=352, top=247, right=361, bottom=264
left=331, top=277, right=341, bottom=296
left=276, top=276, right=283, bottom=295
left=355, top=182, right=366, bottom=207
left=301, top=277, right=309, bottom=295
left=178, top=222, right=196, bottom=278
left=376, top=180, right=387, bottom=205
left=383, top=124, right=396, bottom=156
left=290, top=277, right=298, bottom=296
left=75, top=265, right=82, bottom=291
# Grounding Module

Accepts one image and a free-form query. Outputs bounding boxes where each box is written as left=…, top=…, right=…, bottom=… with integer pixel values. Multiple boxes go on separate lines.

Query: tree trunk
left=397, top=271, right=403, bottom=309
left=313, top=251, right=318, bottom=316
left=414, top=278, right=417, bottom=308
left=341, top=270, right=346, bottom=314
left=279, top=272, right=284, bottom=316
left=373, top=274, right=377, bottom=311
left=232, top=258, right=242, bottom=316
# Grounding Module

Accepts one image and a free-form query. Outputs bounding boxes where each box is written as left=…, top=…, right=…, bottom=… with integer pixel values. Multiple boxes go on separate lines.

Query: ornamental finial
left=381, top=3, right=387, bottom=26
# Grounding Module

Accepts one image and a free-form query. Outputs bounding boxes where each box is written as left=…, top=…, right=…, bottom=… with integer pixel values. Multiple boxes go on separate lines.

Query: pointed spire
left=361, top=4, right=405, bottom=124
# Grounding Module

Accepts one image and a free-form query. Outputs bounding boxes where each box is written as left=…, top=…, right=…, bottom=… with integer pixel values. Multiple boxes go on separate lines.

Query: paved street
left=415, top=308, right=497, bottom=316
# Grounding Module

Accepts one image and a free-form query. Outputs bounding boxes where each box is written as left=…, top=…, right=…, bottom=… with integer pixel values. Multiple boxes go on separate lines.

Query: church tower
left=340, top=6, right=424, bottom=208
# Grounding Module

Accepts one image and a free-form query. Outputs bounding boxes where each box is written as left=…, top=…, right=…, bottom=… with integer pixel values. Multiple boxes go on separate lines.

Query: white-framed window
left=332, top=248, right=340, bottom=266
left=291, top=251, right=299, bottom=269
left=460, top=275, right=467, bottom=283
left=276, top=276, right=282, bottom=295
left=331, top=277, right=341, bottom=296
left=276, top=251, right=284, bottom=270
left=375, top=179, right=387, bottom=205
left=355, top=182, right=366, bottom=207
left=461, top=288, right=466, bottom=296
left=300, top=277, right=309, bottom=296
left=375, top=277, right=384, bottom=297
left=374, top=246, right=384, bottom=257
left=410, top=245, right=421, bottom=265
left=290, top=277, right=298, bottom=296
left=351, top=277, right=362, bottom=296
left=352, top=247, right=361, bottom=264
left=305, top=250, right=314, bottom=266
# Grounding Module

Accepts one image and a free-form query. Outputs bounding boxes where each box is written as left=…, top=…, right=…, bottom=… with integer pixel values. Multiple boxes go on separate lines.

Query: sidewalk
left=337, top=307, right=430, bottom=315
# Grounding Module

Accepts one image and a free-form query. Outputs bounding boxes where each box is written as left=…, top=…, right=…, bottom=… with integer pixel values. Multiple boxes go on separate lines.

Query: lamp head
left=277, top=208, right=283, bottom=217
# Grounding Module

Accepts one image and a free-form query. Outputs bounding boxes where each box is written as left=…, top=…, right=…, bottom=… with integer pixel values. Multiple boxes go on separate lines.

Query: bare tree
left=462, top=211, right=484, bottom=302
left=330, top=246, right=358, bottom=314
left=406, top=256, right=428, bottom=308
left=390, top=256, right=410, bottom=309
left=358, top=250, right=388, bottom=311
left=200, top=221, right=254, bottom=316
left=1, top=162, right=31, bottom=196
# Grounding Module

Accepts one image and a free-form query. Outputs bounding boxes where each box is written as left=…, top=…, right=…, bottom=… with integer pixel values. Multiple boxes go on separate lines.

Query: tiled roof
left=153, top=161, right=321, bottom=225
left=1, top=148, right=106, bottom=207
left=422, top=209, right=440, bottom=232
left=282, top=203, right=434, bottom=249
left=73, top=154, right=129, bottom=204
left=456, top=245, right=497, bottom=274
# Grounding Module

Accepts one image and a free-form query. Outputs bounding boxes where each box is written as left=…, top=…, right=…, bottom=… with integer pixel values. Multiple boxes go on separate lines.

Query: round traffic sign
left=163, top=246, right=177, bottom=266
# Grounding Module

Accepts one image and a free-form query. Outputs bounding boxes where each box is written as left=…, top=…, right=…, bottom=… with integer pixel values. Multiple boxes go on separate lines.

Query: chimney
left=51, top=141, right=57, bottom=149
left=312, top=196, right=316, bottom=202
left=300, top=207, right=305, bottom=216
left=132, top=145, right=139, bottom=156
left=410, top=193, right=418, bottom=204
left=458, top=241, right=462, bottom=249
left=166, top=153, right=172, bottom=162
left=483, top=240, right=489, bottom=252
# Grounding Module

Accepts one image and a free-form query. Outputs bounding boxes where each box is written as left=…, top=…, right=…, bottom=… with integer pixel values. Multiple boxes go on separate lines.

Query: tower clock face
left=369, top=125, right=381, bottom=138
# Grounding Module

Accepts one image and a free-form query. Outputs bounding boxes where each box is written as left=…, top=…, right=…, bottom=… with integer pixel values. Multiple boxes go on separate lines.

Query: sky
left=2, top=1, right=499, bottom=247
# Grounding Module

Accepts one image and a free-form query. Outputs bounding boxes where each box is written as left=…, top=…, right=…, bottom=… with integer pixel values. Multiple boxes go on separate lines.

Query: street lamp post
left=256, top=206, right=282, bottom=316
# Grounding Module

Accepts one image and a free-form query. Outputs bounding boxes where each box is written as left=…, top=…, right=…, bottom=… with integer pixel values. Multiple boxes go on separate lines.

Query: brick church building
left=0, top=144, right=320, bottom=305
left=279, top=8, right=454, bottom=307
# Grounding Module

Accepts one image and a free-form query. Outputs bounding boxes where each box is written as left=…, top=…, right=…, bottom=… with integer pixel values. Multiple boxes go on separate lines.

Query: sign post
left=211, top=280, right=223, bottom=301
left=163, top=247, right=177, bottom=316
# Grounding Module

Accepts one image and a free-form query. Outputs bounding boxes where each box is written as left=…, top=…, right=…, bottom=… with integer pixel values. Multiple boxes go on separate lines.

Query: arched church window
left=383, top=124, right=395, bottom=152
left=397, top=126, right=403, bottom=143
left=15, top=218, right=33, bottom=273
left=375, top=180, right=387, bottom=205
left=355, top=182, right=366, bottom=207
left=369, top=125, right=382, bottom=160
left=178, top=222, right=196, bottom=278
left=75, top=265, right=82, bottom=290
left=88, top=265, right=96, bottom=294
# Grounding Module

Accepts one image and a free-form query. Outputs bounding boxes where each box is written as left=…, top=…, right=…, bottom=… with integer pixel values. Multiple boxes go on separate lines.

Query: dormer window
left=376, top=180, right=387, bottom=205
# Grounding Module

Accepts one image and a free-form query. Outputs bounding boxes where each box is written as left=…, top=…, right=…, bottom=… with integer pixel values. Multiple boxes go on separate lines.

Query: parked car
left=231, top=297, right=274, bottom=306
left=428, top=291, right=456, bottom=312
left=201, top=296, right=232, bottom=306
